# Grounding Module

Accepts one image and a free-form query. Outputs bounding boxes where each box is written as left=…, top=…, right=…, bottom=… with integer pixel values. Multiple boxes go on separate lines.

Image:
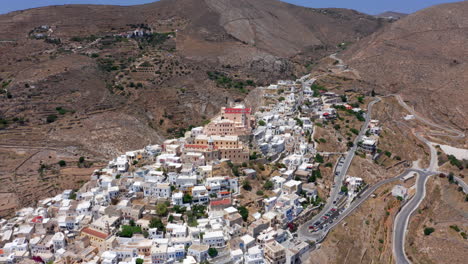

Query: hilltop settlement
left=0, top=74, right=383, bottom=264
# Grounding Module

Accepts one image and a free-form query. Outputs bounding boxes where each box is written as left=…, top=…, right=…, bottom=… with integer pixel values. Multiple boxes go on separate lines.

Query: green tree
left=155, top=203, right=168, bottom=217
left=58, top=160, right=66, bottom=167
left=238, top=206, right=249, bottom=221
left=341, top=186, right=348, bottom=193
left=136, top=258, right=144, bottom=264
left=308, top=175, right=316, bottom=183
left=208, top=247, right=218, bottom=258
left=149, top=217, right=165, bottom=231
left=258, top=120, right=266, bottom=126
left=79, top=156, right=85, bottom=163
left=314, top=154, right=324, bottom=163
left=183, top=194, right=193, bottom=204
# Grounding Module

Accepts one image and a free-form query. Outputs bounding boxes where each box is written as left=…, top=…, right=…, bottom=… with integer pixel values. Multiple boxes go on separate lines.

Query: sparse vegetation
left=206, top=71, right=253, bottom=93
left=46, top=115, right=57, bottom=123
left=424, top=227, right=435, bottom=236
left=242, top=180, right=252, bottom=191
left=263, top=180, right=274, bottom=190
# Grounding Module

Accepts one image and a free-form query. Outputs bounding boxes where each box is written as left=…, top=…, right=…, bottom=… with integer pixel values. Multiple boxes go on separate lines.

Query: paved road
left=298, top=97, right=381, bottom=240
left=454, top=176, right=468, bottom=194
left=395, top=95, right=465, bottom=139
left=392, top=170, right=435, bottom=264
left=391, top=94, right=465, bottom=264
left=300, top=169, right=424, bottom=242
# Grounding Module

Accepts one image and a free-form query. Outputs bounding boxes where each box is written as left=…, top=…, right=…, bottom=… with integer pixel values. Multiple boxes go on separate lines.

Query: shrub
left=384, top=151, right=392, bottom=158
left=256, top=190, right=264, bottom=196
left=341, top=186, right=348, bottom=193
left=79, top=156, right=85, bottom=163
left=263, top=180, right=274, bottom=190
left=46, top=115, right=57, bottom=123
left=424, top=227, right=435, bottom=236
left=249, top=152, right=258, bottom=160
left=357, top=96, right=364, bottom=104
left=58, top=160, right=66, bottom=167
left=448, top=155, right=463, bottom=169
left=325, top=162, right=333, bottom=168
left=461, top=232, right=467, bottom=239
left=449, top=225, right=460, bottom=232
left=350, top=128, right=359, bottom=135
left=242, top=180, right=252, bottom=191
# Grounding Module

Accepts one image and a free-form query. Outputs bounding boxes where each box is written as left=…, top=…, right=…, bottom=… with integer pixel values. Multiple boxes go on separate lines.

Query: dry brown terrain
left=0, top=0, right=386, bottom=216
left=405, top=177, right=468, bottom=264
left=343, top=1, right=468, bottom=135
left=308, top=182, right=403, bottom=264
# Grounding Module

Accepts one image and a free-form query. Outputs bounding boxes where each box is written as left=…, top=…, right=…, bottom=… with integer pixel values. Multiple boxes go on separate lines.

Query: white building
left=202, top=231, right=226, bottom=248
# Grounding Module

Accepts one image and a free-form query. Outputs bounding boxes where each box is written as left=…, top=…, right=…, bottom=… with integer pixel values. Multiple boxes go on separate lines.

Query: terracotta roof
left=81, top=227, right=108, bottom=240
left=210, top=198, right=231, bottom=206
left=0, top=249, right=4, bottom=255
left=31, top=216, right=43, bottom=223
left=219, top=191, right=230, bottom=195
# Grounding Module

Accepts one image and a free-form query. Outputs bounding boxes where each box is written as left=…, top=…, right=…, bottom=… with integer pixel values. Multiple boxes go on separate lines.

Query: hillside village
left=0, top=74, right=384, bottom=264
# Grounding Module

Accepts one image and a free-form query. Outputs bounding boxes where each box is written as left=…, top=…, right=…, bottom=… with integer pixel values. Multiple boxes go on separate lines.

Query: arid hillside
left=343, top=1, right=468, bottom=133
left=0, top=0, right=386, bottom=216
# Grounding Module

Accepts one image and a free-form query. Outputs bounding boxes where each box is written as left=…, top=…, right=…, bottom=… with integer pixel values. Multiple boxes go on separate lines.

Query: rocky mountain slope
left=0, top=0, right=385, bottom=215
left=343, top=1, right=468, bottom=134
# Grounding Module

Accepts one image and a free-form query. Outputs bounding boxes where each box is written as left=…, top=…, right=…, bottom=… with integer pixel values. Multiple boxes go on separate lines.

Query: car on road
left=331, top=208, right=337, bottom=212
left=322, top=216, right=329, bottom=220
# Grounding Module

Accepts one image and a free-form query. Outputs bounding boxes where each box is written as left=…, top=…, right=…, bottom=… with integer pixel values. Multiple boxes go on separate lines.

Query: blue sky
left=0, top=0, right=461, bottom=15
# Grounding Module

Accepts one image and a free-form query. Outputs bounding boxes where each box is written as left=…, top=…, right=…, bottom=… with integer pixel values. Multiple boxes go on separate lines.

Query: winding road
left=298, top=97, right=381, bottom=240
left=391, top=94, right=464, bottom=264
